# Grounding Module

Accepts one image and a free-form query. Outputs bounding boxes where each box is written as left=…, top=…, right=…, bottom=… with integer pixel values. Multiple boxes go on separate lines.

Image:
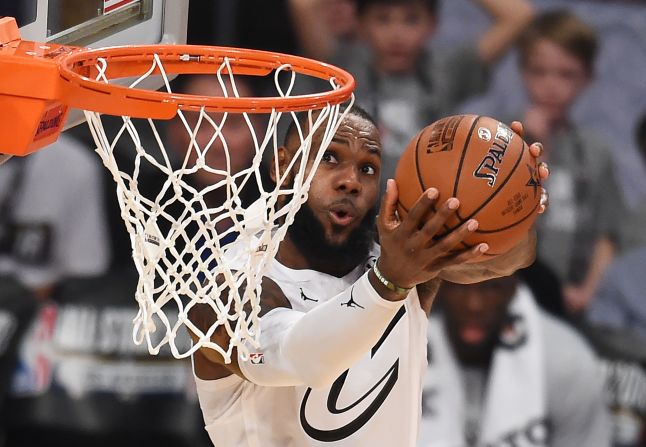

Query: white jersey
left=194, top=245, right=430, bottom=446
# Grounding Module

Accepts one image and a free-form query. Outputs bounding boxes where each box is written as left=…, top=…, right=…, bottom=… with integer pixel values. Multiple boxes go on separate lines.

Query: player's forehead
left=329, top=113, right=381, bottom=153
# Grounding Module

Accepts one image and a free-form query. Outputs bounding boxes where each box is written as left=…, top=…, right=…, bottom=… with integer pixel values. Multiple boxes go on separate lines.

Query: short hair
left=518, top=10, right=598, bottom=75
left=356, top=0, right=439, bottom=17
left=283, top=104, right=377, bottom=148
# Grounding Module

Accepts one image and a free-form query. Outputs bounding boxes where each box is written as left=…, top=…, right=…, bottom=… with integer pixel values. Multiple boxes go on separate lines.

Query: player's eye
left=322, top=151, right=338, bottom=163
left=362, top=164, right=377, bottom=175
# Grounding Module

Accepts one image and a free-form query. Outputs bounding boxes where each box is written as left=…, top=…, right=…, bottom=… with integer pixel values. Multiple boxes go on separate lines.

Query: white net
left=81, top=53, right=352, bottom=361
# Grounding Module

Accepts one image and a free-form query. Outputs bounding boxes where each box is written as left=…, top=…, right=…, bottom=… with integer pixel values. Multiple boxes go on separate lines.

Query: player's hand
left=375, top=180, right=488, bottom=291
left=511, top=120, right=549, bottom=214
left=439, top=228, right=537, bottom=284
left=436, top=121, right=548, bottom=285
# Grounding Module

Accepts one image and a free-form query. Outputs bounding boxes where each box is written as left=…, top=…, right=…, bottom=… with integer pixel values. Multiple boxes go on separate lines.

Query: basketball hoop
left=0, top=17, right=355, bottom=361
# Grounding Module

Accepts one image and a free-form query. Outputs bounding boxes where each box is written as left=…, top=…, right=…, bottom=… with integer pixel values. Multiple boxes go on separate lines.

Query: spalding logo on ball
left=395, top=114, right=541, bottom=259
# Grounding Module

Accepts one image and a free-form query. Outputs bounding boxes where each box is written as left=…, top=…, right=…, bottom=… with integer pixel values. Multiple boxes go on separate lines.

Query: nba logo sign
left=249, top=353, right=264, bottom=365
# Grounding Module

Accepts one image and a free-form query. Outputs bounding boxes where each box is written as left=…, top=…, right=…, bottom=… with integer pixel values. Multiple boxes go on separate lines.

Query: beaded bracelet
left=372, top=261, right=412, bottom=294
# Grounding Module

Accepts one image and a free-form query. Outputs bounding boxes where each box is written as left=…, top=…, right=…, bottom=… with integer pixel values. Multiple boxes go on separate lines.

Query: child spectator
left=586, top=114, right=646, bottom=341
left=516, top=10, right=625, bottom=315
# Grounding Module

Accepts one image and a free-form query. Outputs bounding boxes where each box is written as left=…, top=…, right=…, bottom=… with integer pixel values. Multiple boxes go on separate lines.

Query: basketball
left=395, top=114, right=541, bottom=259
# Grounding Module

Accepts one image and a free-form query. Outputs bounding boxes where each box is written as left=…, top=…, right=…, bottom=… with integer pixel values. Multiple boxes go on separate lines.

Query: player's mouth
left=328, top=202, right=357, bottom=227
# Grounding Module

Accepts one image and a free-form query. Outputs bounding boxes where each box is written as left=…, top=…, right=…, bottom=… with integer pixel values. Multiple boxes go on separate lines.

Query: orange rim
left=59, top=45, right=356, bottom=119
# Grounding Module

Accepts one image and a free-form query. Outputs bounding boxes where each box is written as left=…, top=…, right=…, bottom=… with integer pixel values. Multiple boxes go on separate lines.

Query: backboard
left=4, top=0, right=189, bottom=129
left=14, top=0, right=187, bottom=47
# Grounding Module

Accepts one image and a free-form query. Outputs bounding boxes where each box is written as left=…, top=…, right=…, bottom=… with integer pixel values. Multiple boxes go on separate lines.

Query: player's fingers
left=413, top=195, right=458, bottom=238
left=377, top=179, right=400, bottom=231
left=431, top=243, right=490, bottom=271
left=425, top=218, right=478, bottom=252
left=538, top=161, right=549, bottom=180
left=401, top=187, right=440, bottom=233
left=539, top=187, right=549, bottom=214
left=510, top=121, right=524, bottom=136
left=529, top=142, right=544, bottom=158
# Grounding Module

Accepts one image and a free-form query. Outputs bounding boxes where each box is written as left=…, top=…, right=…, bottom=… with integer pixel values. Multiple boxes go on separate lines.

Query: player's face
left=304, top=114, right=382, bottom=247
left=359, top=3, right=435, bottom=73
left=521, top=38, right=590, bottom=121
left=439, top=276, right=517, bottom=364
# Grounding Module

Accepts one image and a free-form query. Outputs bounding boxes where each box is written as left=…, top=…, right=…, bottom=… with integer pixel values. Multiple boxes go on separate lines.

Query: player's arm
left=190, top=269, right=409, bottom=388
left=192, top=182, right=484, bottom=388
left=243, top=184, right=486, bottom=388
left=474, top=0, right=534, bottom=64
left=190, top=276, right=293, bottom=381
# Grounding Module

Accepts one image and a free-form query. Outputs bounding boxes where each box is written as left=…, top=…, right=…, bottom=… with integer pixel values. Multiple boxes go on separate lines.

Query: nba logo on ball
left=250, top=353, right=265, bottom=365
left=477, top=127, right=492, bottom=142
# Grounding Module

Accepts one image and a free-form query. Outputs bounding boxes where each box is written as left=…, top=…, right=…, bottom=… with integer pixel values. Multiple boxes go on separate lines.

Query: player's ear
left=270, top=146, right=294, bottom=186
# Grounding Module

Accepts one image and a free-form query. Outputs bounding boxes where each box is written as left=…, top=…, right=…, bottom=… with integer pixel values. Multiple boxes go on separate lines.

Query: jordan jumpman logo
left=300, top=288, right=318, bottom=302
left=341, top=288, right=364, bottom=309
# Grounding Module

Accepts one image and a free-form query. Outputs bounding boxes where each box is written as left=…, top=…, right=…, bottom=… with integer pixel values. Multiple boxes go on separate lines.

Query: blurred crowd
left=1, top=0, right=646, bottom=446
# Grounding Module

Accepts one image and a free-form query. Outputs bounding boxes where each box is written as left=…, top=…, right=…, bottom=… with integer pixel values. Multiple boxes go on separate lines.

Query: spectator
left=515, top=10, right=625, bottom=315
left=419, top=275, right=611, bottom=447
left=0, top=134, right=112, bottom=445
left=289, top=0, right=534, bottom=180
left=165, top=74, right=264, bottom=242
left=0, top=134, right=110, bottom=299
left=586, top=113, right=646, bottom=344
left=167, top=75, right=260, bottom=194
left=0, top=279, right=37, bottom=443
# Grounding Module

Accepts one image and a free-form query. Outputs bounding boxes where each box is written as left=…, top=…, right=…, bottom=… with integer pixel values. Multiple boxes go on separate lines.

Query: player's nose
left=334, top=164, right=362, bottom=195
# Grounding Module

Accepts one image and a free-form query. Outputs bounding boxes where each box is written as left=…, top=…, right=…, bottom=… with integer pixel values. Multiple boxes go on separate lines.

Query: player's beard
left=287, top=202, right=376, bottom=273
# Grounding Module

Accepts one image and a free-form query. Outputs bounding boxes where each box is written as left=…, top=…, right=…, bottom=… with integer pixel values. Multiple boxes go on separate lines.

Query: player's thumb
left=378, top=179, right=400, bottom=230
